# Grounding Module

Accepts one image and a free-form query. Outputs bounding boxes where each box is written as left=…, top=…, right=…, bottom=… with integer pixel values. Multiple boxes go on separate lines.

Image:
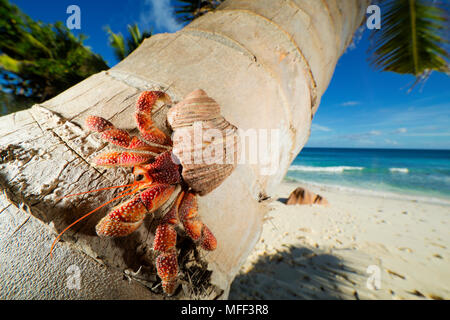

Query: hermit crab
left=51, top=89, right=239, bottom=295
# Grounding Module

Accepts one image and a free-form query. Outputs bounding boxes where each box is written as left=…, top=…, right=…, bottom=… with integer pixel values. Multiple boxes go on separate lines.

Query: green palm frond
left=105, top=26, right=127, bottom=61
left=128, top=24, right=141, bottom=46
left=0, top=54, right=26, bottom=73
left=106, top=24, right=152, bottom=61
left=368, top=0, right=449, bottom=87
left=126, top=24, right=152, bottom=55
left=0, top=0, right=108, bottom=104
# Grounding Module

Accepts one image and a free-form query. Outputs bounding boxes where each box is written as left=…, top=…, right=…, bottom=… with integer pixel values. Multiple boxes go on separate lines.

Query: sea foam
left=389, top=168, right=409, bottom=173
left=288, top=165, right=364, bottom=173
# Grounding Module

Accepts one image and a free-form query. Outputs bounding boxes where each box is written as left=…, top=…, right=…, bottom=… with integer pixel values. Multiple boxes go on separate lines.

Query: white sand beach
left=229, top=181, right=450, bottom=300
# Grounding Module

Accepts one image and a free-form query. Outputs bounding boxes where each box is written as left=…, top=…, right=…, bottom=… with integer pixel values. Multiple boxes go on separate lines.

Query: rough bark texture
left=0, top=0, right=368, bottom=299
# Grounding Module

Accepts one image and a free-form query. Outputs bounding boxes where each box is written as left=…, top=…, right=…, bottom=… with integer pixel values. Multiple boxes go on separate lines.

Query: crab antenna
left=55, top=183, right=137, bottom=202
left=49, top=185, right=139, bottom=257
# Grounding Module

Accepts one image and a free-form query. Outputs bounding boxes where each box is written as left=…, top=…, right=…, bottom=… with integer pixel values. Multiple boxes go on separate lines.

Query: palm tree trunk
left=0, top=0, right=369, bottom=299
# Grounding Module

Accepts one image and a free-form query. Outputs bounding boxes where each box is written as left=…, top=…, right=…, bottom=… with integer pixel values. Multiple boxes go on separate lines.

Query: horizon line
left=303, top=146, right=450, bottom=151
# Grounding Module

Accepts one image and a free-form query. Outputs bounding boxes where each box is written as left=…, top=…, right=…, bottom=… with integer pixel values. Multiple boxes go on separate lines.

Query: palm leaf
left=0, top=54, right=26, bottom=73
left=368, top=0, right=449, bottom=88
left=127, top=24, right=141, bottom=47
left=106, top=24, right=152, bottom=61
left=0, top=0, right=108, bottom=102
left=174, top=0, right=224, bottom=23
left=105, top=26, right=126, bottom=61
left=126, top=24, right=151, bottom=55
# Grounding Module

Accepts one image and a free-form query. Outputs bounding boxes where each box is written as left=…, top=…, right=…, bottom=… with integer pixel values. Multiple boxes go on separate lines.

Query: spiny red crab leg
left=85, top=115, right=158, bottom=167
left=85, top=91, right=172, bottom=166
left=91, top=151, right=153, bottom=167
left=96, top=151, right=182, bottom=236
left=52, top=90, right=218, bottom=296
left=177, top=192, right=217, bottom=251
left=154, top=191, right=217, bottom=295
left=153, top=192, right=183, bottom=294
left=135, top=91, right=172, bottom=146
left=96, top=183, right=176, bottom=236
left=85, top=115, right=166, bottom=154
left=92, top=152, right=216, bottom=295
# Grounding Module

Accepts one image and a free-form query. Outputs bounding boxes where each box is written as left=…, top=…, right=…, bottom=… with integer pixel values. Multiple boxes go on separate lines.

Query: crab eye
left=135, top=174, right=144, bottom=181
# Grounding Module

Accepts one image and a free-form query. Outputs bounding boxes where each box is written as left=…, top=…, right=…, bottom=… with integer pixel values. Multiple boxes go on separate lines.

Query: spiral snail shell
left=168, top=89, right=239, bottom=196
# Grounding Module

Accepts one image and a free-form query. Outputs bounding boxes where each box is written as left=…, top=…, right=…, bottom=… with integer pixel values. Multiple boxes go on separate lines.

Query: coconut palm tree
left=0, top=0, right=447, bottom=299
left=106, top=24, right=152, bottom=62
left=176, top=0, right=449, bottom=88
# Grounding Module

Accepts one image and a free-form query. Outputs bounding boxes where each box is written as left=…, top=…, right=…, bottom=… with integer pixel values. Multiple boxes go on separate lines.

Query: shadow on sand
left=229, top=244, right=369, bottom=300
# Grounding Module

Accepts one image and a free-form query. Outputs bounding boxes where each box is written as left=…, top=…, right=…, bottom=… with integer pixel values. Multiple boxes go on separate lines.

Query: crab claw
left=95, top=194, right=148, bottom=236
left=95, top=183, right=176, bottom=237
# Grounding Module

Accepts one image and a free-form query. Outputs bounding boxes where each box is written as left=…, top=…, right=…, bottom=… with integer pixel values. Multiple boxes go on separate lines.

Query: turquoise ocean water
left=285, top=148, right=450, bottom=202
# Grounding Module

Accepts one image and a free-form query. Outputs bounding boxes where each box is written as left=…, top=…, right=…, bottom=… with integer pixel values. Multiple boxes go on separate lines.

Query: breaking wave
left=288, top=165, right=364, bottom=173
left=389, top=168, right=409, bottom=173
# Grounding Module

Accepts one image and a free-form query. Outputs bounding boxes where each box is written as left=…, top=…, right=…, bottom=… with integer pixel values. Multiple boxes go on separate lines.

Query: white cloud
left=340, top=101, right=360, bottom=107
left=369, top=130, right=382, bottom=136
left=140, top=0, right=183, bottom=33
left=311, top=124, right=332, bottom=132
left=395, top=128, right=407, bottom=134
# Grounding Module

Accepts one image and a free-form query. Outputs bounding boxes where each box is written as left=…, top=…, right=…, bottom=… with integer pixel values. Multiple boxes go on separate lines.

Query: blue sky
left=10, top=0, right=450, bottom=149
